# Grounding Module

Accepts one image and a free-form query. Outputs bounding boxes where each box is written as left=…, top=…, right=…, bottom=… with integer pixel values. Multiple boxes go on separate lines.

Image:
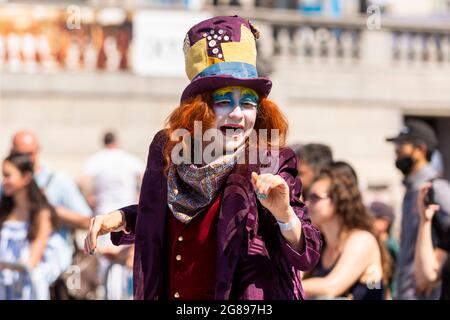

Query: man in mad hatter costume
left=84, top=15, right=322, bottom=300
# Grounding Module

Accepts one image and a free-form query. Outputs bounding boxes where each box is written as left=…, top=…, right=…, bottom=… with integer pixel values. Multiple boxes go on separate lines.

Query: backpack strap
left=44, top=172, right=55, bottom=189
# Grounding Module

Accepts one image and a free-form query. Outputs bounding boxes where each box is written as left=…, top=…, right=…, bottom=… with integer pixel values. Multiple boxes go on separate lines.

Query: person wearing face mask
left=386, top=119, right=450, bottom=300
left=83, top=16, right=322, bottom=300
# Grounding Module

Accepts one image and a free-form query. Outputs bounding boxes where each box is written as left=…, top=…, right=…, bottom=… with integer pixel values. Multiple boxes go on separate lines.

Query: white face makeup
left=212, top=86, right=258, bottom=153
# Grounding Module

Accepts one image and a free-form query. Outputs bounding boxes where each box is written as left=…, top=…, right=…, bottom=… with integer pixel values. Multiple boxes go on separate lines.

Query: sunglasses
left=307, top=192, right=330, bottom=204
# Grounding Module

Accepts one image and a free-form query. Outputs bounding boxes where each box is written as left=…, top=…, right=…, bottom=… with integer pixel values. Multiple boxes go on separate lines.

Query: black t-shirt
left=437, top=229, right=450, bottom=300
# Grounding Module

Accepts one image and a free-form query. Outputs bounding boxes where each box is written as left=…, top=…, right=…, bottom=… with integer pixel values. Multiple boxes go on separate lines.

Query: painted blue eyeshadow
left=240, top=93, right=258, bottom=107
left=212, top=92, right=259, bottom=110
left=212, top=92, right=234, bottom=105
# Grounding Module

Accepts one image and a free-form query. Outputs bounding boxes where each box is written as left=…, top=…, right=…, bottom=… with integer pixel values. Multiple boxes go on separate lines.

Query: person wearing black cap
left=386, top=119, right=450, bottom=300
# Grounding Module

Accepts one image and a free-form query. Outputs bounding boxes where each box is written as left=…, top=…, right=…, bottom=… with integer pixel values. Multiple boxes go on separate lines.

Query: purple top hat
left=181, top=15, right=272, bottom=102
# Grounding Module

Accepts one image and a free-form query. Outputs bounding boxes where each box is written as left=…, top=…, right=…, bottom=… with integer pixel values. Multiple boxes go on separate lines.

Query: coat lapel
left=215, top=162, right=260, bottom=299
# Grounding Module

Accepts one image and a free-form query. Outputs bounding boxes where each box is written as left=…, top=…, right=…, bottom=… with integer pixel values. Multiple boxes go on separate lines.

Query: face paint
left=212, top=86, right=259, bottom=111
left=211, top=86, right=259, bottom=153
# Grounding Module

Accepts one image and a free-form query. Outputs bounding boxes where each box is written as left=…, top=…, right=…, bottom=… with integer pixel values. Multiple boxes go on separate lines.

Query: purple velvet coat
left=111, top=130, right=322, bottom=300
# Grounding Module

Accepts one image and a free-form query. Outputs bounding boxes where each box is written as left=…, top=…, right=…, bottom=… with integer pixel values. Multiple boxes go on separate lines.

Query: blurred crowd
left=294, top=120, right=450, bottom=300
left=0, top=119, right=449, bottom=300
left=0, top=130, right=143, bottom=299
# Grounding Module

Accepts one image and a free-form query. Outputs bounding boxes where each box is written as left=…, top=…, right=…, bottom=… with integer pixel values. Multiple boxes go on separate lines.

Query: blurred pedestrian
left=302, top=166, right=390, bottom=300
left=414, top=182, right=450, bottom=300
left=369, top=201, right=399, bottom=299
left=386, top=119, right=450, bottom=299
left=81, top=131, right=143, bottom=298
left=0, top=153, right=66, bottom=299
left=8, top=130, right=93, bottom=299
left=82, top=131, right=144, bottom=217
left=292, top=143, right=333, bottom=199
left=9, top=130, right=92, bottom=231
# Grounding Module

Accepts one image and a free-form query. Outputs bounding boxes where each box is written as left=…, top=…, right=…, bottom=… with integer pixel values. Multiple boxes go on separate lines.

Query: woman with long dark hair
left=0, top=153, right=65, bottom=299
left=302, top=166, right=391, bottom=299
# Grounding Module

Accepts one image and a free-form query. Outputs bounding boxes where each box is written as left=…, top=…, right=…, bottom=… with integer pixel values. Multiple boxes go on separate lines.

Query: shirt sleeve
left=83, top=157, right=98, bottom=178
left=275, top=148, right=323, bottom=271
left=132, top=156, right=145, bottom=176
left=433, top=180, right=450, bottom=251
left=57, top=173, right=92, bottom=217
left=433, top=179, right=450, bottom=232
left=110, top=204, right=137, bottom=246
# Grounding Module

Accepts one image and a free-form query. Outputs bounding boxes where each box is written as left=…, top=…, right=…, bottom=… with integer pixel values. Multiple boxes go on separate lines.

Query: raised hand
left=251, top=172, right=291, bottom=222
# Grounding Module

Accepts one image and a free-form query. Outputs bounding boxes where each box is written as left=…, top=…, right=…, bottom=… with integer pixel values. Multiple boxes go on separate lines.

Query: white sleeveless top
left=0, top=220, right=67, bottom=300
